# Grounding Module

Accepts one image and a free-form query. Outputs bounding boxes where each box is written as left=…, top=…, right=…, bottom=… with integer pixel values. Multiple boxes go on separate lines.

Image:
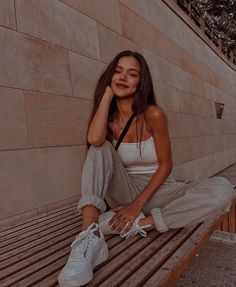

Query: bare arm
left=87, top=86, right=114, bottom=146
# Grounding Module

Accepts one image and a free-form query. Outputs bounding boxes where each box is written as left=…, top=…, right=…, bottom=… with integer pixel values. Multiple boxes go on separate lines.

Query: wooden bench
left=0, top=202, right=227, bottom=287
left=1, top=163, right=235, bottom=287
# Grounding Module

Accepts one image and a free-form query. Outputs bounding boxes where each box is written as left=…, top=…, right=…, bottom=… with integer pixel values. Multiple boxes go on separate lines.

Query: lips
left=116, top=83, right=129, bottom=89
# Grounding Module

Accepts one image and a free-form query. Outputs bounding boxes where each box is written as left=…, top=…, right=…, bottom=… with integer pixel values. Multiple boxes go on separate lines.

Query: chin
left=113, top=88, right=136, bottom=98
left=115, top=93, right=135, bottom=99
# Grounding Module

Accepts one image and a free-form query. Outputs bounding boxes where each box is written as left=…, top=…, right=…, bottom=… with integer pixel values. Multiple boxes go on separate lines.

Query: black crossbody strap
left=114, top=111, right=137, bottom=151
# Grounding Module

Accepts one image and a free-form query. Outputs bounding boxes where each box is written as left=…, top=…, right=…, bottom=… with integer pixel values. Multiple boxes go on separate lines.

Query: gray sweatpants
left=77, top=141, right=235, bottom=233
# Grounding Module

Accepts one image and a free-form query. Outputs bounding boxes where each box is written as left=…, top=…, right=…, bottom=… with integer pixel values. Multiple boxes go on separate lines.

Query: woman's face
left=111, top=56, right=140, bottom=98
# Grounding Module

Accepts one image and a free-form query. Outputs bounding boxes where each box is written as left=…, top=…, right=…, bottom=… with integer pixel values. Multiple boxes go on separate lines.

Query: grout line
left=22, top=89, right=32, bottom=147
left=13, top=0, right=18, bottom=30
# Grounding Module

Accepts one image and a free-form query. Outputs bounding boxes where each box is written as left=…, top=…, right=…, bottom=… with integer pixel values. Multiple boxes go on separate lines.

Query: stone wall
left=0, top=0, right=236, bottom=221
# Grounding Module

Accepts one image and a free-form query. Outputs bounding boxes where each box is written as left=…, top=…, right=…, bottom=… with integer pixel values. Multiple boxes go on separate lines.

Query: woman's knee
left=212, top=177, right=235, bottom=209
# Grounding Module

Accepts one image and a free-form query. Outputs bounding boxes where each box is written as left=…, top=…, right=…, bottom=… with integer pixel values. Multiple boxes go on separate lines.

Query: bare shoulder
left=144, top=105, right=167, bottom=131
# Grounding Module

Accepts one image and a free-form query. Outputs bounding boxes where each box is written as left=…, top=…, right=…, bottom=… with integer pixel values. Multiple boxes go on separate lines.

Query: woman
left=58, top=50, right=235, bottom=287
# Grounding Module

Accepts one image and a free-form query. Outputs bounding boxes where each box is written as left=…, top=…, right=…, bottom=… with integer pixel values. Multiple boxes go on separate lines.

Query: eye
left=130, top=74, right=138, bottom=77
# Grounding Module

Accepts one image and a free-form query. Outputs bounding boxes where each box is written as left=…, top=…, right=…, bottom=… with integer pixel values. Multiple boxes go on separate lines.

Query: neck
left=116, top=98, right=133, bottom=122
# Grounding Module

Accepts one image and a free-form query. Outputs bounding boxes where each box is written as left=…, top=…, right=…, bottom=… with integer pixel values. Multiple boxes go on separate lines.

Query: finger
left=109, top=214, right=121, bottom=226
left=112, top=206, right=123, bottom=212
left=120, top=221, right=131, bottom=233
left=109, top=211, right=126, bottom=226
left=122, top=220, right=133, bottom=233
left=110, top=219, right=123, bottom=232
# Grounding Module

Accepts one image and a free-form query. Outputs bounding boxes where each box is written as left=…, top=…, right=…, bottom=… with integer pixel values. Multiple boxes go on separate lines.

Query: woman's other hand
left=109, top=202, right=142, bottom=233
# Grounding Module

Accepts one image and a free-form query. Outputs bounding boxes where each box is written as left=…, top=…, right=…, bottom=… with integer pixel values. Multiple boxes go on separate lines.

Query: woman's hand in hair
left=108, top=202, right=142, bottom=233
left=103, top=85, right=114, bottom=101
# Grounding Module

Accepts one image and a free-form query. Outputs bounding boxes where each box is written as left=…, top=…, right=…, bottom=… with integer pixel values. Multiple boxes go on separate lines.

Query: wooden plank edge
left=145, top=215, right=223, bottom=287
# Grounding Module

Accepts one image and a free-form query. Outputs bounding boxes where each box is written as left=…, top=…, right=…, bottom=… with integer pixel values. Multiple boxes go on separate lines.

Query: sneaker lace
left=69, top=223, right=98, bottom=261
left=121, top=222, right=151, bottom=239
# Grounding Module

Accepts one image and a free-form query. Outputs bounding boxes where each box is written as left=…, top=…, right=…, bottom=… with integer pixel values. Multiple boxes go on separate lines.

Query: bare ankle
left=81, top=205, right=100, bottom=231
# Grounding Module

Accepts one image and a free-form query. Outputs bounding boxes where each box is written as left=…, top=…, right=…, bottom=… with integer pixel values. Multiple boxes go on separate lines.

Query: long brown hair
left=87, top=50, right=157, bottom=149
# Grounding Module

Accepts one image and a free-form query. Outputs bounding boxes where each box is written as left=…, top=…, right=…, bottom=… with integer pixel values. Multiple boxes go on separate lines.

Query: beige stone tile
left=154, top=82, right=178, bottom=112
left=0, top=0, right=16, bottom=29
left=143, top=49, right=173, bottom=86
left=213, top=118, right=230, bottom=135
left=24, top=91, right=92, bottom=147
left=0, top=26, right=72, bottom=95
left=156, top=82, right=214, bottom=117
left=218, top=76, right=233, bottom=97
left=97, top=23, right=141, bottom=63
left=168, top=112, right=232, bottom=139
left=207, top=68, right=219, bottom=88
left=167, top=112, right=204, bottom=138
left=170, top=66, right=206, bottom=98
left=61, top=0, right=122, bottom=34
left=204, top=83, right=225, bottom=102
left=0, top=87, right=29, bottom=150
left=79, top=144, right=88, bottom=170
left=172, top=150, right=231, bottom=182
left=184, top=154, right=216, bottom=181
left=194, top=61, right=209, bottom=83
left=0, top=146, right=81, bottom=219
left=179, top=92, right=214, bottom=118
left=119, top=3, right=156, bottom=52
left=190, top=76, right=206, bottom=98
left=203, top=135, right=224, bottom=155
left=171, top=136, right=206, bottom=165
left=119, top=0, right=150, bottom=20
left=15, top=0, right=99, bottom=58
left=69, top=52, right=106, bottom=100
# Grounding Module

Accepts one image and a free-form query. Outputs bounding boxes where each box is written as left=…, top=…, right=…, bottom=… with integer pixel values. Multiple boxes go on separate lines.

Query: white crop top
left=113, top=136, right=158, bottom=174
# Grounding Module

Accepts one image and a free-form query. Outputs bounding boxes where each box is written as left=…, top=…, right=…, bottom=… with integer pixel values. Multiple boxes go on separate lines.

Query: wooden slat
left=0, top=204, right=78, bottom=235
left=0, top=226, right=80, bottom=279
left=89, top=232, right=161, bottom=286
left=29, top=236, right=118, bottom=287
left=0, top=212, right=80, bottom=252
left=143, top=217, right=221, bottom=287
left=96, top=230, right=179, bottom=287
left=229, top=199, right=236, bottom=233
left=119, top=225, right=199, bottom=287
left=1, top=252, right=69, bottom=287
left=0, top=211, right=81, bottom=246
left=221, top=213, right=229, bottom=232
left=0, top=237, right=120, bottom=287
left=0, top=217, right=81, bottom=263
left=31, top=271, right=60, bottom=287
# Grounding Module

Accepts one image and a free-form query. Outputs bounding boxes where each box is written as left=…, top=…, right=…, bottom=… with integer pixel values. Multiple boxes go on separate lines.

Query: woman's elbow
left=87, top=134, right=105, bottom=147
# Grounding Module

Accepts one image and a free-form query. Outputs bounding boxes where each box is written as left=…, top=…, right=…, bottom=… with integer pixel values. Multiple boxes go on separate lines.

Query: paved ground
left=175, top=164, right=236, bottom=287
left=174, top=240, right=236, bottom=287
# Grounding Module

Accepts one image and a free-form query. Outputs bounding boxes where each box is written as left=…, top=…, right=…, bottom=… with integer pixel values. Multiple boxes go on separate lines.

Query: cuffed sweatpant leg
left=149, top=176, right=235, bottom=233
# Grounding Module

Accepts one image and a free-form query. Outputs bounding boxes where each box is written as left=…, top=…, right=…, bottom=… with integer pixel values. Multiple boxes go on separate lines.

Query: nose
left=119, top=71, right=127, bottom=81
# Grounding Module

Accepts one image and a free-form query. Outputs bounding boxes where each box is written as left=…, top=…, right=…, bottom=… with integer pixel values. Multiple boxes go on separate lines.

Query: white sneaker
left=98, top=211, right=151, bottom=239
left=58, top=223, right=109, bottom=287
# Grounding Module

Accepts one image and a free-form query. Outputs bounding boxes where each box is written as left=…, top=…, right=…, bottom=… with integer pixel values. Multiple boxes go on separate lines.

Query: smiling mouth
left=116, top=83, right=129, bottom=89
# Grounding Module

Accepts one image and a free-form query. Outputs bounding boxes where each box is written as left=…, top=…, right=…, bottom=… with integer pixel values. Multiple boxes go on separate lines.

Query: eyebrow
left=116, top=65, right=140, bottom=72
